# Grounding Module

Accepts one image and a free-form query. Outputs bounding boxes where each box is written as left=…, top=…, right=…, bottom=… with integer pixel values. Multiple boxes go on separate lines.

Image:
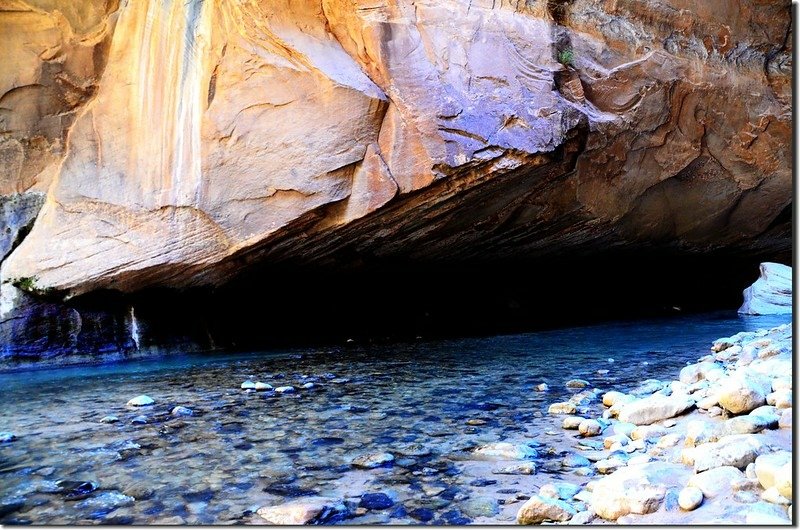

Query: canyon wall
left=0, top=0, right=792, bottom=364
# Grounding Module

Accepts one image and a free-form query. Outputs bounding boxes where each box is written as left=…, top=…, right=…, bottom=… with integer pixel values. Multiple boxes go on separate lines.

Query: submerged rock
left=352, top=452, right=395, bottom=469
left=359, top=493, right=394, bottom=510
left=473, top=442, right=537, bottom=460
left=126, top=395, right=155, bottom=407
left=171, top=406, right=194, bottom=417
left=0, top=432, right=17, bottom=443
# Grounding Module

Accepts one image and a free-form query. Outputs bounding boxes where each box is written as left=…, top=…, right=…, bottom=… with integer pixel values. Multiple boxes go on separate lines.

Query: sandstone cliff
left=0, top=0, right=792, bottom=362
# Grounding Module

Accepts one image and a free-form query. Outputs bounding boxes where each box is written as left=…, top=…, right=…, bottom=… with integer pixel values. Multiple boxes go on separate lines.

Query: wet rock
left=579, top=419, right=602, bottom=437
left=171, top=406, right=193, bottom=416
left=352, top=452, right=394, bottom=469
left=678, top=487, right=703, bottom=511
left=460, top=496, right=500, bottom=518
left=473, top=442, right=537, bottom=460
left=687, top=466, right=744, bottom=498
left=617, top=394, right=694, bottom=425
left=131, top=415, right=148, bottom=425
left=562, top=416, right=583, bottom=430
left=274, top=386, right=295, bottom=394
left=75, top=491, right=135, bottom=512
left=254, top=382, right=273, bottom=391
left=516, top=495, right=576, bottom=524
left=566, top=379, right=590, bottom=389
left=408, top=507, right=435, bottom=522
left=122, top=482, right=155, bottom=501
left=548, top=402, right=577, bottom=415
left=0, top=432, right=17, bottom=443
left=99, top=415, right=119, bottom=424
left=240, top=381, right=256, bottom=390
left=685, top=434, right=767, bottom=472
left=126, top=395, right=155, bottom=407
left=56, top=480, right=98, bottom=501
left=629, top=379, right=666, bottom=396
left=359, top=493, right=394, bottom=510
left=301, top=382, right=316, bottom=390
left=257, top=498, right=345, bottom=525
left=534, top=383, right=549, bottom=392
left=492, top=462, right=536, bottom=475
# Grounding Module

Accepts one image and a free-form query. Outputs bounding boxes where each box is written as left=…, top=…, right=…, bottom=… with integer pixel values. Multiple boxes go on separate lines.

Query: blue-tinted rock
left=360, top=493, right=394, bottom=510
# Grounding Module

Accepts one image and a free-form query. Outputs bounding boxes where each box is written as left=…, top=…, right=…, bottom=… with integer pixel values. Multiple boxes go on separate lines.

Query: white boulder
left=738, top=262, right=792, bottom=315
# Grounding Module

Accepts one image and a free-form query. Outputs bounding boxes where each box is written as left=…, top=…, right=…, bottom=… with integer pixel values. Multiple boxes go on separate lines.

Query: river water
left=0, top=311, right=790, bottom=524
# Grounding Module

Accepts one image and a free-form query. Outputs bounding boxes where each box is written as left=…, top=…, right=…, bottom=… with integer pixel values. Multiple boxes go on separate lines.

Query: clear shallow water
left=0, top=311, right=790, bottom=524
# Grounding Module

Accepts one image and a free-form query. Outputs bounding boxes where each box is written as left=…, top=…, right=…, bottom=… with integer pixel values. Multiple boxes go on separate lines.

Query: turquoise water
left=0, top=311, right=790, bottom=524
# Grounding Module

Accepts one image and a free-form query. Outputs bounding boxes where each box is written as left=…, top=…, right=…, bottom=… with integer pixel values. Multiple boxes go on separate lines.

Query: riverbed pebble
left=274, top=386, right=295, bottom=394
left=0, top=432, right=16, bottom=443
left=254, top=382, right=272, bottom=391
left=678, top=487, right=703, bottom=511
left=126, top=395, right=155, bottom=407
left=240, top=381, right=256, bottom=390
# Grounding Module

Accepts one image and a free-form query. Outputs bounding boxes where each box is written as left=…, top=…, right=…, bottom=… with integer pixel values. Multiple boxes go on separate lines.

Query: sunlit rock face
left=0, top=0, right=792, bottom=359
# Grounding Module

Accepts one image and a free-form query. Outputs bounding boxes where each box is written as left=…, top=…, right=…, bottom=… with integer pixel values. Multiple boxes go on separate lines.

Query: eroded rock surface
left=0, top=0, right=792, bottom=360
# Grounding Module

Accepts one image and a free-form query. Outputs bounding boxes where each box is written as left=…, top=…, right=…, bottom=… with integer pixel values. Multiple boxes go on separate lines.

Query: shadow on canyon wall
left=72, top=245, right=791, bottom=354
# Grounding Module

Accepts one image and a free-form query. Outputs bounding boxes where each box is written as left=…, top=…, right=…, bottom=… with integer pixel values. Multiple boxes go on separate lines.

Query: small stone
left=578, top=419, right=602, bottom=437
left=131, top=415, right=148, bottom=425
left=127, top=395, right=155, bottom=407
left=678, top=487, right=703, bottom=510
left=466, top=418, right=487, bottom=426
left=257, top=498, right=343, bottom=524
left=548, top=402, right=577, bottom=415
left=460, top=496, right=500, bottom=518
left=75, top=491, right=135, bottom=511
left=516, top=495, right=576, bottom=524
left=562, top=416, right=583, bottom=430
left=566, top=379, right=590, bottom=389
left=301, top=382, right=316, bottom=389
left=99, top=415, right=119, bottom=424
left=254, top=382, right=273, bottom=391
left=359, top=493, right=394, bottom=510
left=568, top=510, right=594, bottom=525
left=352, top=452, right=394, bottom=469
left=240, top=380, right=256, bottom=390
left=0, top=432, right=16, bottom=444
left=535, top=383, right=550, bottom=392
left=603, top=434, right=629, bottom=449
left=274, top=386, right=295, bottom=394
left=171, top=406, right=193, bottom=416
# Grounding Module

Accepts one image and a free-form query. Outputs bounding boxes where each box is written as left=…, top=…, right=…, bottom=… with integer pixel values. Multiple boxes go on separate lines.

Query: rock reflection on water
left=0, top=312, right=789, bottom=524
